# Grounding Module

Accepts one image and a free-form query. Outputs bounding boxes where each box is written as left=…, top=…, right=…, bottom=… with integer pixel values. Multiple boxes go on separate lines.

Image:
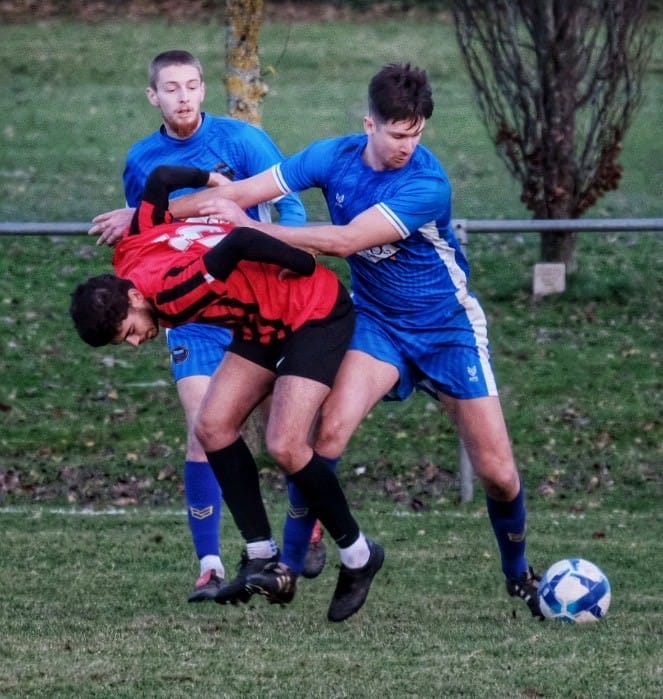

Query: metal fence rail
left=3, top=217, right=662, bottom=502
left=2, top=218, right=663, bottom=237
left=0, top=222, right=92, bottom=235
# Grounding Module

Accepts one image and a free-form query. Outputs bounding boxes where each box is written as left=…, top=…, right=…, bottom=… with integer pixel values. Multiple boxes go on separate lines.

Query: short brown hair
left=368, top=63, right=433, bottom=126
left=149, top=50, right=203, bottom=89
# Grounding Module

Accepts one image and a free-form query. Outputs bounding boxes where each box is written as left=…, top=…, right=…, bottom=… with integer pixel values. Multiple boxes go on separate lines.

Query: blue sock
left=486, top=486, right=528, bottom=580
left=184, top=460, right=222, bottom=560
left=281, top=456, right=338, bottom=575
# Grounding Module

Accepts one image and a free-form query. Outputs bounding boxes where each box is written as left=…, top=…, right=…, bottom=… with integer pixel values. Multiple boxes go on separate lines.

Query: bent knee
left=480, top=467, right=521, bottom=501
left=314, top=414, right=352, bottom=458
left=193, top=417, right=214, bottom=451
left=264, top=433, right=295, bottom=470
left=194, top=415, right=236, bottom=453
left=265, top=432, right=309, bottom=473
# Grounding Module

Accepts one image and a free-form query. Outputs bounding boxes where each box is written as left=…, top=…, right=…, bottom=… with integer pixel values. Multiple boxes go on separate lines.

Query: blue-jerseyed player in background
left=172, top=62, right=545, bottom=618
left=89, top=50, right=326, bottom=602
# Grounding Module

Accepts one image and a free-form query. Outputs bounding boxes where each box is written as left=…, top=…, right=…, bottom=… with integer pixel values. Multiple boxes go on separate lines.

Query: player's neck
left=361, top=143, right=388, bottom=172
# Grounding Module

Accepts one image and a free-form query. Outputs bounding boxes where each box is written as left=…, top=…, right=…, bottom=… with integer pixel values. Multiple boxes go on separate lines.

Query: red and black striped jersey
left=112, top=219, right=341, bottom=344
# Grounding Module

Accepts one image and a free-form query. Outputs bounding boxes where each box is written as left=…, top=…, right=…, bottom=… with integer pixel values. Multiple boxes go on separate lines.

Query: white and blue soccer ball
left=538, top=558, right=611, bottom=623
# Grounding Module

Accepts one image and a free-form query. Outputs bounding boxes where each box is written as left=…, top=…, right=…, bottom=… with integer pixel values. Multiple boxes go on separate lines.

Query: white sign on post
left=533, top=263, right=566, bottom=297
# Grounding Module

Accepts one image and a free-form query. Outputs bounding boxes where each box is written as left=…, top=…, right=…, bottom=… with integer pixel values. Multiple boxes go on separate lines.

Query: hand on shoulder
left=89, top=207, right=135, bottom=247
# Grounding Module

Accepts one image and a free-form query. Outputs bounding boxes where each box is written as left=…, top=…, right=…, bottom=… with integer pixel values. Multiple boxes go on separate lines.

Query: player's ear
left=127, top=287, right=145, bottom=307
left=200, top=80, right=206, bottom=103
left=363, top=115, right=376, bottom=135
left=146, top=86, right=159, bottom=107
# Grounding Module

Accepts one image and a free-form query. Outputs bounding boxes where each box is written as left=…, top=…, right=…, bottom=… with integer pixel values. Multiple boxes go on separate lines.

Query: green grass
left=1, top=16, right=661, bottom=509
left=1, top=503, right=662, bottom=698
left=0, top=15, right=662, bottom=695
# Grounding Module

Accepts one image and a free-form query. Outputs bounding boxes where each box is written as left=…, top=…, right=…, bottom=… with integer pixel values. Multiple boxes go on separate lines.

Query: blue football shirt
left=274, top=134, right=470, bottom=317
left=124, top=113, right=305, bottom=225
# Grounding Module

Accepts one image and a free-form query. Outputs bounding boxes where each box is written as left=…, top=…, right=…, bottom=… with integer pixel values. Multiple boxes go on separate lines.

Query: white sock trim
left=338, top=533, right=369, bottom=569
left=246, top=538, right=279, bottom=560
left=200, top=555, right=224, bottom=578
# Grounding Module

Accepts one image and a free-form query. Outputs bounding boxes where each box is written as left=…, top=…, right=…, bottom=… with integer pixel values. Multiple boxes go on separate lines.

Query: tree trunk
left=224, top=0, right=267, bottom=125
left=540, top=230, right=578, bottom=273
left=533, top=4, right=579, bottom=275
left=224, top=0, right=268, bottom=453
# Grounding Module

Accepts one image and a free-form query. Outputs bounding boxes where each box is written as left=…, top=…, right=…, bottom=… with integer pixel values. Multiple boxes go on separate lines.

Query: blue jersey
left=273, top=134, right=469, bottom=320
left=274, top=134, right=497, bottom=401
left=124, top=113, right=306, bottom=225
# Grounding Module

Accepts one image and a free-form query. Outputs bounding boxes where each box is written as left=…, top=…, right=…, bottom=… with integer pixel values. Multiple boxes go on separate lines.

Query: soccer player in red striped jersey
left=71, top=165, right=383, bottom=622
left=89, top=50, right=324, bottom=600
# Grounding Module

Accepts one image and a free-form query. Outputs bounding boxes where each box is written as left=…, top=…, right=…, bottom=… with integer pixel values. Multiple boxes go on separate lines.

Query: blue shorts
left=165, top=323, right=232, bottom=382
left=349, top=293, right=498, bottom=401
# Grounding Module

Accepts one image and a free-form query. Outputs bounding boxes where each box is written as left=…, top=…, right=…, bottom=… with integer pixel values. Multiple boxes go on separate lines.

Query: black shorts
left=228, top=282, right=354, bottom=388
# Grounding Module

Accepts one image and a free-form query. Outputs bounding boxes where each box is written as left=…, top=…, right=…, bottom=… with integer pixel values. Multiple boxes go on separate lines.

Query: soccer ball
left=537, top=558, right=611, bottom=623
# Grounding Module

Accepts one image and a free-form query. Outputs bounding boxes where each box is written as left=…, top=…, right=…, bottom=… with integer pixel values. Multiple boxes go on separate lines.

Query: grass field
left=1, top=16, right=661, bottom=504
left=2, top=504, right=662, bottom=698
left=0, top=13, right=662, bottom=698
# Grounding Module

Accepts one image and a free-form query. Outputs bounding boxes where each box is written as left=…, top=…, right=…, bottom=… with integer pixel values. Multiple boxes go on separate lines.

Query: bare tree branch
left=452, top=0, right=655, bottom=270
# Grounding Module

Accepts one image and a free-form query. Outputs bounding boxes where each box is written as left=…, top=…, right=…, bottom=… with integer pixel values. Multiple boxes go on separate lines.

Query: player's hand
left=89, top=207, right=134, bottom=246
left=199, top=198, right=253, bottom=227
left=207, top=172, right=232, bottom=187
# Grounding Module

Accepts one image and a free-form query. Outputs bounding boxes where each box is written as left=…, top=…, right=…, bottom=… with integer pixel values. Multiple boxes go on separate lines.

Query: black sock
left=289, top=452, right=359, bottom=548
left=206, top=437, right=271, bottom=543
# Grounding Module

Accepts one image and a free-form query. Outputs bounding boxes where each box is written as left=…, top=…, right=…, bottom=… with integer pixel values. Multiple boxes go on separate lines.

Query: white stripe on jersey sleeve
left=375, top=203, right=410, bottom=239
left=271, top=163, right=292, bottom=195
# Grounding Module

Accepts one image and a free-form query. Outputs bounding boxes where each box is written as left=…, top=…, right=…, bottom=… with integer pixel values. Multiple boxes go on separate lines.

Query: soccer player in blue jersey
left=88, top=50, right=326, bottom=603
left=172, top=62, right=544, bottom=619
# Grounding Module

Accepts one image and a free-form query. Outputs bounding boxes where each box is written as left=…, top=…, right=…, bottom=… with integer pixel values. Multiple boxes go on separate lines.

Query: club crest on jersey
left=213, top=160, right=235, bottom=179
left=356, top=243, right=400, bottom=263
left=335, top=192, right=345, bottom=208
left=467, top=365, right=479, bottom=382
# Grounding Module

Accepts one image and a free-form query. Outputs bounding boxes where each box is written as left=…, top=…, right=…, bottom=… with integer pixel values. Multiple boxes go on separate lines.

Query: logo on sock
left=190, top=505, right=214, bottom=520
left=287, top=504, right=309, bottom=519
left=507, top=529, right=526, bottom=542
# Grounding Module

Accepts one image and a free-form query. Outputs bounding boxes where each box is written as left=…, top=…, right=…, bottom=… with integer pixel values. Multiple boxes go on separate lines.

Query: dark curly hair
left=368, top=63, right=434, bottom=127
left=69, top=274, right=135, bottom=347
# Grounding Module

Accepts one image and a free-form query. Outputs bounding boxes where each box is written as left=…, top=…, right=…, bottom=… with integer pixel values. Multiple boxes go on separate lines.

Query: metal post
left=459, top=441, right=474, bottom=504
left=453, top=219, right=475, bottom=502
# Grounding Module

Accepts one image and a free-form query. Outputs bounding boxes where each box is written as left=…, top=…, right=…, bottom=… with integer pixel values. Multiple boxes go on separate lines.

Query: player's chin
left=170, top=119, right=199, bottom=139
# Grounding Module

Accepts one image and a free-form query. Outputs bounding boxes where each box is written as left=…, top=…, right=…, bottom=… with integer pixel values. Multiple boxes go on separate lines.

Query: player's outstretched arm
left=170, top=169, right=281, bottom=220
left=198, top=203, right=401, bottom=260
left=90, top=168, right=227, bottom=246
left=129, top=166, right=214, bottom=235
left=203, top=227, right=316, bottom=281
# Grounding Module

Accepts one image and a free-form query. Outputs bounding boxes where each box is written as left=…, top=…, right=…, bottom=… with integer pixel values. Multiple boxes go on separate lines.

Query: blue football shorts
left=165, top=322, right=233, bottom=382
left=349, top=293, right=498, bottom=401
